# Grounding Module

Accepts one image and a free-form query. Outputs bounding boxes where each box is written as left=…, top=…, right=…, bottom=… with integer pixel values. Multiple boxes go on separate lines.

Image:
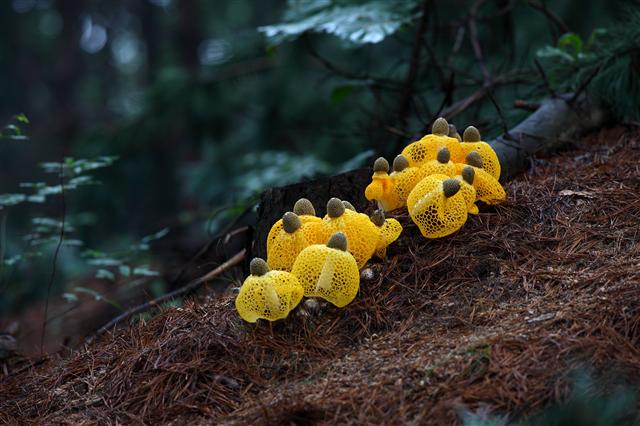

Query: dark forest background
left=1, top=0, right=635, bottom=351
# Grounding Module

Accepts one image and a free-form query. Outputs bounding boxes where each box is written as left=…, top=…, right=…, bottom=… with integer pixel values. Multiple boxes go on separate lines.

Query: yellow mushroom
left=292, top=198, right=326, bottom=244
left=418, top=147, right=457, bottom=177
left=407, top=175, right=468, bottom=238
left=235, top=258, right=304, bottom=323
left=388, top=154, right=428, bottom=207
left=400, top=117, right=461, bottom=168
left=370, top=209, right=403, bottom=259
left=450, top=126, right=501, bottom=180
left=322, top=198, right=380, bottom=268
left=291, top=232, right=360, bottom=307
left=455, top=166, right=480, bottom=215
left=365, top=157, right=401, bottom=211
left=454, top=151, right=506, bottom=205
left=267, top=212, right=312, bottom=271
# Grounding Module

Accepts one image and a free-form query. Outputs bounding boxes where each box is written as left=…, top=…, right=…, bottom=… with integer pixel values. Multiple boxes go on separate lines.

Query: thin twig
left=526, top=0, right=569, bottom=35
left=87, top=249, right=246, bottom=343
left=487, top=91, right=511, bottom=136
left=534, top=58, right=558, bottom=99
left=303, top=36, right=399, bottom=90
left=514, top=100, right=541, bottom=111
left=438, top=74, right=528, bottom=120
left=40, top=163, right=66, bottom=355
left=468, top=0, right=491, bottom=85
left=568, top=65, right=602, bottom=105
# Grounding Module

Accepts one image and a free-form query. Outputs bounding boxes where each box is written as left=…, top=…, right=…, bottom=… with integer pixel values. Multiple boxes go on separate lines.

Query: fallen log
left=491, top=96, right=609, bottom=181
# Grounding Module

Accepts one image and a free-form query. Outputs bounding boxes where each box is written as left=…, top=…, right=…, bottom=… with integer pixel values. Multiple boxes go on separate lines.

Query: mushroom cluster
left=365, top=117, right=505, bottom=238
left=236, top=198, right=403, bottom=322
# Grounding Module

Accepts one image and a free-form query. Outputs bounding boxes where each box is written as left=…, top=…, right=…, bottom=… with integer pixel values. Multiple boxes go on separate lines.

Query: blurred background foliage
left=0, top=0, right=636, bottom=345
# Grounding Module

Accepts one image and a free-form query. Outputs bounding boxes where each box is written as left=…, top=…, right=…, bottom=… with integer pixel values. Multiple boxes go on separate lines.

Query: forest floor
left=1, top=127, right=640, bottom=425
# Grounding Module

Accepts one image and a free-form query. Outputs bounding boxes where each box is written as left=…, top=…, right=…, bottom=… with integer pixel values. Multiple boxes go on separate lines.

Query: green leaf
left=140, top=227, right=170, bottom=244
left=95, top=269, right=116, bottom=281
left=62, top=293, right=79, bottom=303
left=330, top=84, right=354, bottom=104
left=27, top=195, right=46, bottom=203
left=3, top=255, right=22, bottom=266
left=536, top=46, right=575, bottom=63
left=558, top=32, right=583, bottom=57
left=585, top=28, right=608, bottom=50
left=14, top=113, right=29, bottom=124
left=87, top=257, right=122, bottom=267
left=259, top=0, right=419, bottom=45
left=133, top=265, right=160, bottom=277
left=119, top=265, right=131, bottom=277
left=72, top=287, right=123, bottom=310
left=0, top=193, right=26, bottom=207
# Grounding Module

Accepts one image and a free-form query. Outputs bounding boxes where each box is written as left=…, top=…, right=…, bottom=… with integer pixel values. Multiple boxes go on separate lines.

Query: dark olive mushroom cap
left=370, top=209, right=386, bottom=227
left=327, top=232, right=348, bottom=251
left=373, top=157, right=390, bottom=173
left=393, top=154, right=410, bottom=172
left=436, top=147, right=451, bottom=164
left=448, top=124, right=461, bottom=141
left=327, top=197, right=345, bottom=218
left=461, top=166, right=475, bottom=185
left=463, top=126, right=481, bottom=142
left=432, top=117, right=449, bottom=135
left=293, top=198, right=316, bottom=216
left=282, top=212, right=302, bottom=233
left=250, top=258, right=270, bottom=276
left=466, top=151, right=484, bottom=168
left=443, top=179, right=461, bottom=198
left=342, top=200, right=356, bottom=211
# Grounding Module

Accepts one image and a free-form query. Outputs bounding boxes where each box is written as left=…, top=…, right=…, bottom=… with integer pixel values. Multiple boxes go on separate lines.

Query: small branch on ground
left=87, top=249, right=246, bottom=344
left=514, top=100, right=541, bottom=111
left=534, top=58, right=558, bottom=99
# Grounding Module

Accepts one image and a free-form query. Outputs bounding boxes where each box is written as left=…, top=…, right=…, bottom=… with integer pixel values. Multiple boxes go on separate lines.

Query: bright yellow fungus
left=454, top=154, right=506, bottom=205
left=388, top=154, right=428, bottom=208
left=370, top=209, right=403, bottom=259
left=451, top=126, right=501, bottom=179
left=235, top=258, right=304, bottom=323
left=401, top=117, right=461, bottom=168
left=267, top=212, right=312, bottom=271
left=365, top=157, right=402, bottom=211
left=322, top=198, right=380, bottom=268
left=455, top=166, right=479, bottom=215
left=291, top=232, right=360, bottom=307
left=418, top=147, right=457, bottom=177
left=407, top=175, right=468, bottom=238
left=292, top=198, right=326, bottom=244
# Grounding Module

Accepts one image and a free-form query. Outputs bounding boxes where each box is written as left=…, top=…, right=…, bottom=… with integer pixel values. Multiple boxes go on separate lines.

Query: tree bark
left=254, top=170, right=372, bottom=259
